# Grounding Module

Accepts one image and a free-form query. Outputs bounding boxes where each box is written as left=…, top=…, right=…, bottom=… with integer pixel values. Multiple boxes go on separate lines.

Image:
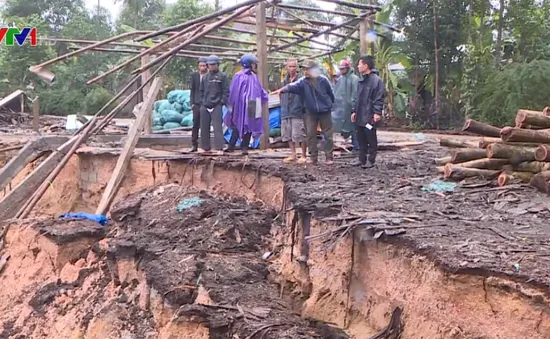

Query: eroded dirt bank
left=1, top=145, right=549, bottom=338
left=0, top=185, right=347, bottom=338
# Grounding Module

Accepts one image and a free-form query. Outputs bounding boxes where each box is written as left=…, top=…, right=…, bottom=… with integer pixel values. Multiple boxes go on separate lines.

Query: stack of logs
left=437, top=107, right=550, bottom=193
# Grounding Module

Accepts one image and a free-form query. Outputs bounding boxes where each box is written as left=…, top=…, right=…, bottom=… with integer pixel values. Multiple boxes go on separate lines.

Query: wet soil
left=175, top=143, right=550, bottom=290
left=109, top=184, right=348, bottom=338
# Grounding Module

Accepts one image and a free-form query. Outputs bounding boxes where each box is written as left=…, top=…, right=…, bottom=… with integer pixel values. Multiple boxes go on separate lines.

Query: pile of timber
left=436, top=107, right=550, bottom=193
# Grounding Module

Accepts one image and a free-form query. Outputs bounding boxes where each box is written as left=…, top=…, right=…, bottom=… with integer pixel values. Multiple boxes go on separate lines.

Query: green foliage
left=39, top=88, right=84, bottom=115
left=470, top=60, right=550, bottom=126
left=84, top=87, right=115, bottom=115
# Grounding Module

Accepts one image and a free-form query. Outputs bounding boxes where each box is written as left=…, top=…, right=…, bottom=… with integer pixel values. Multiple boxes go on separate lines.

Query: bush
left=84, top=88, right=115, bottom=115
left=470, top=60, right=550, bottom=126
left=39, top=89, right=84, bottom=116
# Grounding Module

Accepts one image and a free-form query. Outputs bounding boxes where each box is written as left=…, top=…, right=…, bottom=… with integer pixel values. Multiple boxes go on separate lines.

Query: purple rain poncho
left=224, top=68, right=268, bottom=139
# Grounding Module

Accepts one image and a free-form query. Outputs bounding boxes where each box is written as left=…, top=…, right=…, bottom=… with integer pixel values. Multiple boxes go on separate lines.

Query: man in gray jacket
left=332, top=59, right=359, bottom=151
left=351, top=55, right=385, bottom=168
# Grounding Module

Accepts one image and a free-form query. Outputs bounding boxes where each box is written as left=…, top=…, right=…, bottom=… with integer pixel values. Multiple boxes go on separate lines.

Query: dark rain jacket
left=189, top=72, right=203, bottom=105
left=200, top=70, right=230, bottom=108
left=280, top=73, right=305, bottom=119
left=284, top=75, right=335, bottom=115
left=354, top=72, right=385, bottom=127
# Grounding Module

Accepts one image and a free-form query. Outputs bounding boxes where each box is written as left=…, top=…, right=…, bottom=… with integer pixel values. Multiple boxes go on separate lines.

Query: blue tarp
left=60, top=212, right=108, bottom=225
left=222, top=106, right=281, bottom=149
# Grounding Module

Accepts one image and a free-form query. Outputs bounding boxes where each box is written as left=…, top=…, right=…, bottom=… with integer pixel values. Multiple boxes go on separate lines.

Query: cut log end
left=535, top=145, right=550, bottom=162
left=498, top=172, right=510, bottom=187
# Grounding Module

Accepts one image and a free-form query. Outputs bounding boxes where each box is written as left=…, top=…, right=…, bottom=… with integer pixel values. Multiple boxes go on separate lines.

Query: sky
left=88, top=0, right=337, bottom=20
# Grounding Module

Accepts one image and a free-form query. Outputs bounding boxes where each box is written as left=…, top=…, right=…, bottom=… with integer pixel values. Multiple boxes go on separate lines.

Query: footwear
left=350, top=159, right=364, bottom=167
left=190, top=146, right=198, bottom=152
left=241, top=149, right=249, bottom=156
left=223, top=146, right=235, bottom=153
left=363, top=161, right=375, bottom=168
left=297, top=157, right=307, bottom=165
left=283, top=155, right=297, bottom=163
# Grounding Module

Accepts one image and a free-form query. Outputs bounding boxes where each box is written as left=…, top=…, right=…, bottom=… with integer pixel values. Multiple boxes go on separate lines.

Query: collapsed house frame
left=0, top=0, right=399, bottom=218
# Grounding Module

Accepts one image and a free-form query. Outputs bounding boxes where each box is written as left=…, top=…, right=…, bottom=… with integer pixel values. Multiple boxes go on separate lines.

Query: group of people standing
left=189, top=54, right=267, bottom=155
left=189, top=53, right=385, bottom=168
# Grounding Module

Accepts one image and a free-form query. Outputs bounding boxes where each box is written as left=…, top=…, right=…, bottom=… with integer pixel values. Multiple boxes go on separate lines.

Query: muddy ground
left=183, top=141, right=550, bottom=290
left=110, top=185, right=348, bottom=338
left=0, top=185, right=348, bottom=338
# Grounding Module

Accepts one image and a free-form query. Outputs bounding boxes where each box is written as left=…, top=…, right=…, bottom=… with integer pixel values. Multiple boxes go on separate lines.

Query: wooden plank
left=95, top=77, right=163, bottom=215
left=0, top=90, right=25, bottom=110
left=32, top=97, right=40, bottom=132
left=0, top=140, right=42, bottom=192
left=256, top=2, right=270, bottom=150
left=0, top=136, right=78, bottom=219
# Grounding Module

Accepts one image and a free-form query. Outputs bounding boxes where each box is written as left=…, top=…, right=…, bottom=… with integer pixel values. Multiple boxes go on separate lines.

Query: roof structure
left=28, top=0, right=400, bottom=148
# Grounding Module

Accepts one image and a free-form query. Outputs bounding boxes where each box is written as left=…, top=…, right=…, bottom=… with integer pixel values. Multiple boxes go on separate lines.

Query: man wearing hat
left=224, top=54, right=268, bottom=155
left=189, top=57, right=208, bottom=152
left=333, top=59, right=359, bottom=152
left=200, top=55, right=230, bottom=154
left=272, top=60, right=335, bottom=165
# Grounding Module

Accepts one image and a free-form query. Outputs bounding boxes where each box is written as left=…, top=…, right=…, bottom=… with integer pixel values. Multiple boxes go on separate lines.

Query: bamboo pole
left=29, top=31, right=152, bottom=83
left=16, top=117, right=99, bottom=219
left=134, top=6, right=255, bottom=75
left=269, top=12, right=371, bottom=53
left=276, top=3, right=359, bottom=17
left=318, top=0, right=382, bottom=11
left=257, top=2, right=270, bottom=150
left=87, top=24, right=202, bottom=85
left=93, top=55, right=175, bottom=134
left=136, top=0, right=265, bottom=42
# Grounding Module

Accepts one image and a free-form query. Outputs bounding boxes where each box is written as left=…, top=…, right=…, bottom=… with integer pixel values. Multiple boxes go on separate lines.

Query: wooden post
left=141, top=55, right=152, bottom=134
left=32, top=97, right=40, bottom=132
left=368, top=0, right=375, bottom=55
left=359, top=18, right=368, bottom=55
left=95, top=77, right=163, bottom=215
left=20, top=93, right=24, bottom=113
left=256, top=2, right=270, bottom=150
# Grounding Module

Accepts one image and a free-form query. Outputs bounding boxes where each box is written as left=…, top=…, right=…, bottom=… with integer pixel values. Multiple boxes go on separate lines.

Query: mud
left=0, top=137, right=549, bottom=338
left=0, top=186, right=347, bottom=338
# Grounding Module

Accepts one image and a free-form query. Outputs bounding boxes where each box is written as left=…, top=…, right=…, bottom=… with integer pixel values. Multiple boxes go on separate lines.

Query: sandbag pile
left=436, top=107, right=550, bottom=194
left=152, top=90, right=194, bottom=131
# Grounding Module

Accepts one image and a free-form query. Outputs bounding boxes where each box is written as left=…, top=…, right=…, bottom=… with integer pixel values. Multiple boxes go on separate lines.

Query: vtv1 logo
left=0, top=27, right=37, bottom=46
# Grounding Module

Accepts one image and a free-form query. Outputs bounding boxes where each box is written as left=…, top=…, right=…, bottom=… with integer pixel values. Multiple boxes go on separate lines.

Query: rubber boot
left=241, top=133, right=252, bottom=155
left=224, top=129, right=239, bottom=153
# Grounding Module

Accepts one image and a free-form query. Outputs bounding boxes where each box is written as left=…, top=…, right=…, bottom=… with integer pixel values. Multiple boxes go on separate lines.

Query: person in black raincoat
left=351, top=55, right=385, bottom=168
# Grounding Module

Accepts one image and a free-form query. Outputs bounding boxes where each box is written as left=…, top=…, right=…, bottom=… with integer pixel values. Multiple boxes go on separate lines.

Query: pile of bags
left=152, top=90, right=194, bottom=131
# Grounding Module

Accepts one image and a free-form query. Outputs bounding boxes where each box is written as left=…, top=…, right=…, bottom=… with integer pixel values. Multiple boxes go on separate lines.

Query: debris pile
left=0, top=185, right=349, bottom=338
left=436, top=107, right=550, bottom=193
left=110, top=184, right=348, bottom=338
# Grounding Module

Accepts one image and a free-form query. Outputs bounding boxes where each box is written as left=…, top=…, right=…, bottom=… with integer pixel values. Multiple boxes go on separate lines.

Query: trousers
left=200, top=104, right=224, bottom=151
left=304, top=112, right=333, bottom=161
left=191, top=104, right=200, bottom=148
left=356, top=125, right=378, bottom=164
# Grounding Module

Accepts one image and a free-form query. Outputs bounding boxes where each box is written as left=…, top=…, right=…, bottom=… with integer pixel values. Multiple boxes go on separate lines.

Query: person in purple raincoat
left=223, top=54, right=268, bottom=155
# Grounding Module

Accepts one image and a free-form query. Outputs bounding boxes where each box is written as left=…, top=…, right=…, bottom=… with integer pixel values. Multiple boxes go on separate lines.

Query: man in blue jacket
left=272, top=60, right=335, bottom=165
